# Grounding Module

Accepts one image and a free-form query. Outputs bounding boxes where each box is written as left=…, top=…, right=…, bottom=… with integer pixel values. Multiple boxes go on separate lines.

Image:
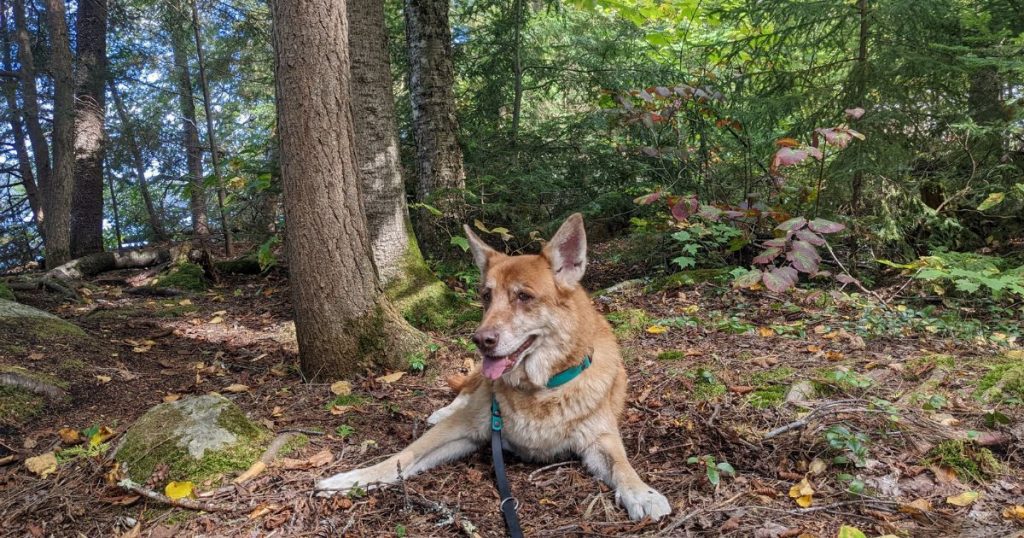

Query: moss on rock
left=0, top=282, right=14, bottom=301
left=0, top=299, right=87, bottom=355
left=385, top=234, right=467, bottom=331
left=0, top=386, right=45, bottom=424
left=115, top=394, right=269, bottom=483
left=153, top=263, right=207, bottom=291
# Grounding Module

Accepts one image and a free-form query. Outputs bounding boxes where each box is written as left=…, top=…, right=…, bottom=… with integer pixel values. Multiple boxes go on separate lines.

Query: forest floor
left=1, top=245, right=1023, bottom=537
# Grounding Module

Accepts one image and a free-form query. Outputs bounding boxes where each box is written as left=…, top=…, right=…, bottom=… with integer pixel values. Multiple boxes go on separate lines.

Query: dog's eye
left=481, top=289, right=492, bottom=303
left=517, top=291, right=533, bottom=302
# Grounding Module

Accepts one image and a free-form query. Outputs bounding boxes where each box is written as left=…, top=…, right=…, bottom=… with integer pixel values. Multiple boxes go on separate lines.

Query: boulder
left=115, top=394, right=269, bottom=483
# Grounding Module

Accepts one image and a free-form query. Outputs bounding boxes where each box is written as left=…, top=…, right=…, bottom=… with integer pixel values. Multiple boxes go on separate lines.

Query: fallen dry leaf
left=900, top=497, right=932, bottom=514
left=165, top=481, right=194, bottom=500
left=806, top=345, right=822, bottom=353
left=329, top=404, right=353, bottom=416
left=271, top=406, right=284, bottom=417
left=376, top=371, right=405, bottom=384
left=178, top=299, right=192, bottom=306
left=163, top=393, right=181, bottom=403
left=728, top=385, right=755, bottom=394
left=646, top=325, right=668, bottom=335
left=58, top=427, right=81, bottom=445
left=96, top=374, right=112, bottom=383
left=234, top=461, right=267, bottom=484
left=824, top=351, right=845, bottom=361
left=808, top=458, right=827, bottom=476
left=208, top=316, right=224, bottom=324
left=28, top=352, right=44, bottom=361
left=25, top=452, right=57, bottom=478
left=757, top=326, right=775, bottom=337
left=788, top=477, right=814, bottom=508
left=946, top=490, right=980, bottom=507
left=117, top=522, right=142, bottom=538
left=1003, top=505, right=1024, bottom=521
left=307, top=449, right=333, bottom=467
left=329, top=380, right=352, bottom=396
left=223, top=383, right=250, bottom=393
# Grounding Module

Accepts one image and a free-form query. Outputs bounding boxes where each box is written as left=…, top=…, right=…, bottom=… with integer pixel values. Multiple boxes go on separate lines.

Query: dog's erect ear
left=543, top=213, right=587, bottom=288
left=464, top=224, right=501, bottom=275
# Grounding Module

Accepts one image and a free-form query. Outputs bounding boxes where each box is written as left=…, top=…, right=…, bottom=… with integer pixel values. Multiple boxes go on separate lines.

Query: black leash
left=491, top=398, right=524, bottom=538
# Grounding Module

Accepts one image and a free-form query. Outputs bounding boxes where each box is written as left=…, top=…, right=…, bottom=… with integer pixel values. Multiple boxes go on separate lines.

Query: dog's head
left=465, top=213, right=588, bottom=387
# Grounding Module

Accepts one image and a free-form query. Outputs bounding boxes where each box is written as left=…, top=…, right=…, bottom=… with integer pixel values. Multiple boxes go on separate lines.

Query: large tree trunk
left=190, top=0, right=233, bottom=256
left=404, top=0, right=466, bottom=258
left=42, top=0, right=76, bottom=268
left=109, top=80, right=167, bottom=241
left=347, top=0, right=427, bottom=287
left=168, top=27, right=209, bottom=239
left=272, top=0, right=424, bottom=379
left=13, top=0, right=50, bottom=221
left=70, top=0, right=109, bottom=258
left=0, top=0, right=41, bottom=230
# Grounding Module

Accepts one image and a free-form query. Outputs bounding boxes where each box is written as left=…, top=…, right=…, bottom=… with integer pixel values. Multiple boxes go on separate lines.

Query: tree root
left=0, top=371, right=66, bottom=400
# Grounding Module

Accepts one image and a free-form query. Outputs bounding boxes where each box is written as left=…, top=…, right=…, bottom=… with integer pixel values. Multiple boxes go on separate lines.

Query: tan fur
left=316, top=214, right=671, bottom=521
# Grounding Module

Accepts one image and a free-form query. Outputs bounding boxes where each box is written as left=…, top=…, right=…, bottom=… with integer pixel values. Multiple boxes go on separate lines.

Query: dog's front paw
left=315, top=469, right=372, bottom=497
left=616, top=485, right=671, bottom=521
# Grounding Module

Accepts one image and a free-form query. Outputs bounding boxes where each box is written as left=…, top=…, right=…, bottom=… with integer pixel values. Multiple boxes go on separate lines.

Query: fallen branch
left=47, top=245, right=192, bottom=282
left=125, top=286, right=185, bottom=297
left=234, top=432, right=298, bottom=484
left=118, top=478, right=239, bottom=512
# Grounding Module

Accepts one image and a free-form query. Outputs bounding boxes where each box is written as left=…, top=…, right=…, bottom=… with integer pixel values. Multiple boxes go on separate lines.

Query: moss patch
left=684, top=367, right=727, bottom=401
left=153, top=263, right=207, bottom=292
left=747, top=385, right=787, bottom=408
left=0, top=282, right=14, bottom=301
left=975, top=359, right=1024, bottom=405
left=0, top=386, right=45, bottom=424
left=645, top=268, right=731, bottom=293
left=606, top=308, right=652, bottom=340
left=924, top=440, right=1001, bottom=482
left=657, top=350, right=685, bottom=361
left=385, top=232, right=470, bottom=331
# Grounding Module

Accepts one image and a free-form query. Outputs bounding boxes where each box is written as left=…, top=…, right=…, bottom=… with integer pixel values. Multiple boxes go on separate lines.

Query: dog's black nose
left=472, top=329, right=499, bottom=352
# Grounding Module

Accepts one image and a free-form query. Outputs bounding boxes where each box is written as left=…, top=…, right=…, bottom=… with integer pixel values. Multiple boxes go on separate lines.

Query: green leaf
left=686, top=456, right=699, bottom=464
left=977, top=192, right=1005, bottom=211
left=837, top=525, right=867, bottom=538
left=732, top=268, right=762, bottom=288
left=673, top=256, right=696, bottom=269
left=716, top=462, right=736, bottom=476
left=450, top=236, right=470, bottom=252
left=409, top=202, right=442, bottom=217
left=705, top=464, right=720, bottom=486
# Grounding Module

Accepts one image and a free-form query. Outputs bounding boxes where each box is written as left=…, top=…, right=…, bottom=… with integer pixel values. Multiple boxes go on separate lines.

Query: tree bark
left=190, top=0, right=233, bottom=256
left=13, top=0, right=50, bottom=219
left=70, top=0, right=109, bottom=257
left=510, top=0, right=524, bottom=146
left=42, top=0, right=76, bottom=268
left=168, top=26, right=209, bottom=239
left=0, top=0, right=41, bottom=230
left=347, top=0, right=426, bottom=287
left=107, top=171, right=123, bottom=249
left=109, top=80, right=167, bottom=240
left=272, top=0, right=424, bottom=379
left=404, top=0, right=467, bottom=258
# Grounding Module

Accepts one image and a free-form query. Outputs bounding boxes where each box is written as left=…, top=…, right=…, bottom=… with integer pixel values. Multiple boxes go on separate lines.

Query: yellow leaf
left=806, top=345, right=822, bottom=353
left=58, top=427, right=81, bottom=445
left=329, top=380, right=352, bottom=396
left=1002, top=505, right=1024, bottom=521
left=178, top=299, right=192, bottom=306
left=788, top=477, right=814, bottom=507
left=946, top=491, right=980, bottom=507
left=836, top=526, right=866, bottom=538
left=824, top=351, right=845, bottom=362
left=96, top=374, right=112, bottom=383
left=163, top=393, right=181, bottom=403
left=25, top=452, right=57, bottom=478
left=757, top=326, right=775, bottom=337
left=376, top=371, right=405, bottom=384
left=165, top=481, right=194, bottom=500
left=646, top=325, right=668, bottom=335
left=209, top=316, right=224, bottom=324
left=90, top=425, right=115, bottom=447
left=271, top=406, right=284, bottom=417
left=224, top=384, right=250, bottom=393
left=900, top=498, right=932, bottom=514
left=681, top=304, right=700, bottom=315
left=329, top=404, right=353, bottom=415
left=808, top=458, right=827, bottom=476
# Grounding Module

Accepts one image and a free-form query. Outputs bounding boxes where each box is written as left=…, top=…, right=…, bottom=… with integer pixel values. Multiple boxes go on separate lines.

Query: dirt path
left=1, top=266, right=1022, bottom=537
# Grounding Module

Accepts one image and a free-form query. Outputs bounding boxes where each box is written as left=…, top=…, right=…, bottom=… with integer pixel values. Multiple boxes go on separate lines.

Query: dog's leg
left=579, top=431, right=671, bottom=521
left=426, top=391, right=470, bottom=425
left=316, top=409, right=485, bottom=495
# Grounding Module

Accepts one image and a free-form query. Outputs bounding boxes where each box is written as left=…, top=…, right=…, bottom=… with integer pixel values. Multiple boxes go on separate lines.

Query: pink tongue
left=482, top=357, right=512, bottom=380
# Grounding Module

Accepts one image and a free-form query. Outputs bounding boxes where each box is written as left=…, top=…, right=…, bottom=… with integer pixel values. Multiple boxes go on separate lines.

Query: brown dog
left=316, top=214, right=671, bottom=521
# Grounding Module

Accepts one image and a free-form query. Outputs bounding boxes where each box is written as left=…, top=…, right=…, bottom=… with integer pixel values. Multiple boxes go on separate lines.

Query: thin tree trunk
left=190, top=0, right=233, bottom=256
left=0, top=0, right=41, bottom=230
left=42, top=0, right=76, bottom=268
left=168, top=27, right=209, bottom=239
left=404, top=0, right=466, bottom=258
left=348, top=0, right=427, bottom=287
left=510, top=0, right=523, bottom=146
left=850, top=0, right=868, bottom=220
left=272, top=0, right=424, bottom=379
left=70, top=0, right=109, bottom=257
left=13, top=0, right=50, bottom=210
left=106, top=168, right=123, bottom=249
left=108, top=80, right=167, bottom=240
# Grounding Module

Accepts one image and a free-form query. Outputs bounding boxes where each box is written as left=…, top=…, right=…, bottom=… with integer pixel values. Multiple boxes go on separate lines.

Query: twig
left=527, top=460, right=576, bottom=482
left=234, top=432, right=299, bottom=484
left=822, top=240, right=891, bottom=310
left=657, top=491, right=746, bottom=536
left=118, top=478, right=239, bottom=512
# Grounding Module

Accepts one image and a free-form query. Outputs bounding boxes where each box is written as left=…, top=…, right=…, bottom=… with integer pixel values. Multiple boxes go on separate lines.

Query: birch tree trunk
left=42, top=0, right=76, bottom=268
left=272, top=0, right=424, bottom=379
left=70, top=0, right=109, bottom=257
left=404, top=0, right=466, bottom=258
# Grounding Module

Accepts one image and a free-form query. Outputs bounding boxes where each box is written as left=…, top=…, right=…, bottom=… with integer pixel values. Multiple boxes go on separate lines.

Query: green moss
left=975, top=360, right=1024, bottom=405
left=906, top=354, right=955, bottom=377
left=924, top=440, right=1001, bottom=482
left=59, top=358, right=87, bottom=372
left=280, top=433, right=309, bottom=456
left=386, top=231, right=467, bottom=331
left=0, top=386, right=45, bottom=424
left=215, top=255, right=262, bottom=274
left=324, top=393, right=370, bottom=410
left=657, top=350, right=685, bottom=361
left=153, top=302, right=199, bottom=318
left=747, top=385, right=787, bottom=408
left=0, top=282, right=14, bottom=301
left=0, top=316, right=86, bottom=340
left=645, top=268, right=731, bottom=293
left=750, top=367, right=795, bottom=385
left=606, top=308, right=652, bottom=340
left=1, top=365, right=70, bottom=389
left=684, top=367, right=727, bottom=401
left=153, top=263, right=207, bottom=291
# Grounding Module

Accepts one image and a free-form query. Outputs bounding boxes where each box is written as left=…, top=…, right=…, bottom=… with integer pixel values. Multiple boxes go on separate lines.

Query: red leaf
left=806, top=146, right=823, bottom=160
left=771, top=148, right=810, bottom=172
left=808, top=218, right=845, bottom=234
left=671, top=196, right=699, bottom=221
left=763, top=238, right=787, bottom=248
left=776, top=217, right=807, bottom=232
left=795, top=229, right=825, bottom=245
left=845, top=107, right=865, bottom=120
left=654, top=86, right=671, bottom=97
left=633, top=191, right=664, bottom=205
left=791, top=240, right=821, bottom=260
left=763, top=269, right=794, bottom=292
left=777, top=266, right=799, bottom=284
left=787, top=248, right=820, bottom=274
left=753, top=247, right=782, bottom=265
left=639, top=89, right=654, bottom=102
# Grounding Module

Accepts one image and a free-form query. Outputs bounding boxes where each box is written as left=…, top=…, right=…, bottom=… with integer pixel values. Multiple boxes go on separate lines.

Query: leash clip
left=500, top=496, right=520, bottom=512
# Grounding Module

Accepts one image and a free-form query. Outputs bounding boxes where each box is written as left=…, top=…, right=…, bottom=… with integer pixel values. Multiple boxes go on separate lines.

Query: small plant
left=335, top=424, right=354, bottom=438
left=822, top=369, right=873, bottom=391
left=825, top=425, right=870, bottom=467
left=686, top=454, right=736, bottom=487
left=837, top=472, right=866, bottom=494
left=922, top=394, right=947, bottom=411
left=257, top=235, right=281, bottom=271
left=407, top=352, right=427, bottom=373
left=732, top=216, right=847, bottom=292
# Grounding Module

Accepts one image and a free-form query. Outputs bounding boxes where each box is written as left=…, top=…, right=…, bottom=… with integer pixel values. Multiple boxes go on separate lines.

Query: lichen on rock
left=115, top=393, right=268, bottom=483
